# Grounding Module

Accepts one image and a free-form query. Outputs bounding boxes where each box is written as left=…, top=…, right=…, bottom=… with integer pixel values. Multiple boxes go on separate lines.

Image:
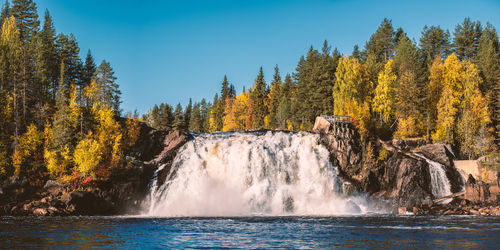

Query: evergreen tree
left=172, top=103, right=185, bottom=130
left=11, top=0, right=39, bottom=43
left=276, top=74, right=293, bottom=129
left=34, top=9, right=58, bottom=105
left=81, top=49, right=96, bottom=88
left=419, top=25, right=451, bottom=65
left=267, top=64, right=282, bottom=129
left=363, top=18, right=395, bottom=85
left=199, top=98, right=210, bottom=132
left=453, top=17, right=482, bottom=60
left=221, top=75, right=229, bottom=101
left=250, top=67, right=267, bottom=128
left=51, top=62, right=76, bottom=152
left=364, top=18, right=395, bottom=62
left=189, top=102, right=202, bottom=132
left=183, top=98, right=192, bottom=130
left=474, top=23, right=499, bottom=133
left=352, top=44, right=360, bottom=59
left=94, top=60, right=121, bottom=112
left=56, top=33, right=82, bottom=87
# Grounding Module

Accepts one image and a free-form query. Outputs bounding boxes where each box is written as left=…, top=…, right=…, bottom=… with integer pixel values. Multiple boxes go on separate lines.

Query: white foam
left=145, top=131, right=382, bottom=217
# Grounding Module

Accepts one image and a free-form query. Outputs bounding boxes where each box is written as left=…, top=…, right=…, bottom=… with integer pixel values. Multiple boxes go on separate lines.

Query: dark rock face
left=416, top=143, right=464, bottom=193
left=416, top=143, right=455, bottom=167
left=128, top=122, right=170, bottom=162
left=383, top=152, right=433, bottom=206
left=149, top=130, right=192, bottom=187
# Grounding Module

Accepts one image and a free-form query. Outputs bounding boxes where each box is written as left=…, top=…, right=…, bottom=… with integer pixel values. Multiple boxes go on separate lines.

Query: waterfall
left=414, top=153, right=452, bottom=202
left=145, top=131, right=380, bottom=217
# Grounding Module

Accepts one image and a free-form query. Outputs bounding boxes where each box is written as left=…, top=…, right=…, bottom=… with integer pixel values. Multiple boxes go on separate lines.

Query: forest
left=0, top=0, right=140, bottom=187
left=145, top=18, right=498, bottom=161
left=0, top=0, right=498, bottom=189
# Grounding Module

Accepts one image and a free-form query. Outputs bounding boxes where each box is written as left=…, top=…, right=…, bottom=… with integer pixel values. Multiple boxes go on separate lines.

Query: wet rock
left=152, top=130, right=193, bottom=187
left=384, top=152, right=433, bottom=207
left=33, top=208, right=47, bottom=216
left=416, top=143, right=455, bottom=167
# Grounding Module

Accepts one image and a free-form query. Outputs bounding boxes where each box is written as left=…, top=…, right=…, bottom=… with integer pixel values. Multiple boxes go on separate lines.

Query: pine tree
left=11, top=0, right=39, bottom=43
left=453, top=17, right=482, bottom=60
left=419, top=25, right=451, bottom=66
left=34, top=9, right=58, bottom=105
left=81, top=49, right=96, bottom=88
left=393, top=33, right=425, bottom=137
left=276, top=74, right=293, bottom=129
left=56, top=33, right=83, bottom=88
left=474, top=23, right=499, bottom=141
left=221, top=75, right=229, bottom=101
left=94, top=60, right=121, bottom=113
left=183, top=98, right=192, bottom=130
left=199, top=98, right=210, bottom=132
left=50, top=63, right=76, bottom=153
left=172, top=103, right=185, bottom=130
left=352, top=44, right=360, bottom=59
left=250, top=67, right=267, bottom=129
left=363, top=18, right=395, bottom=62
left=189, top=102, right=202, bottom=132
left=267, top=65, right=282, bottom=129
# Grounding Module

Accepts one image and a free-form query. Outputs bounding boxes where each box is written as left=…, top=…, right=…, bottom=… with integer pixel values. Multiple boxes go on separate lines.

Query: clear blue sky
left=31, top=0, right=500, bottom=114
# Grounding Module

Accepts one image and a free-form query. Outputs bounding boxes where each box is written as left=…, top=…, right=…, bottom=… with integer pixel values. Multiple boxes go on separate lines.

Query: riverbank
left=1, top=117, right=498, bottom=216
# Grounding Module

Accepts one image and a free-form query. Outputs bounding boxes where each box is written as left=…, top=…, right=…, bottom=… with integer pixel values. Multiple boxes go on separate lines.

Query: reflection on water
left=0, top=216, right=499, bottom=248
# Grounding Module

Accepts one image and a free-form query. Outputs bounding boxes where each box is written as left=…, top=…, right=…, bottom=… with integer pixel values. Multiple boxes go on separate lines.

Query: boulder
left=312, top=116, right=332, bottom=134
left=33, top=208, right=47, bottom=216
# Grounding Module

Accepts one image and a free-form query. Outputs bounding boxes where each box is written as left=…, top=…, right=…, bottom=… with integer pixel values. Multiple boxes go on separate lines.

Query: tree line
left=0, top=0, right=139, bottom=187
left=145, top=18, right=499, bottom=160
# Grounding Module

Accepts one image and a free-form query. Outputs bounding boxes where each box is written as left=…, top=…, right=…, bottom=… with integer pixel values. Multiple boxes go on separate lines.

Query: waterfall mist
left=145, top=131, right=384, bottom=217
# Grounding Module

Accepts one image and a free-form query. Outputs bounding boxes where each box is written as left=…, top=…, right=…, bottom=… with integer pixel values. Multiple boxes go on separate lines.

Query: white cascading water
left=414, top=153, right=452, bottom=202
left=145, top=131, right=380, bottom=217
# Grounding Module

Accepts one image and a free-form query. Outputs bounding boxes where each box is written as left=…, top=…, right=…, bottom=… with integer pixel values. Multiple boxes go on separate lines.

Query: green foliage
left=419, top=25, right=451, bottom=65
left=453, top=17, right=482, bottom=60
left=250, top=67, right=267, bottom=128
left=172, top=103, right=185, bottom=130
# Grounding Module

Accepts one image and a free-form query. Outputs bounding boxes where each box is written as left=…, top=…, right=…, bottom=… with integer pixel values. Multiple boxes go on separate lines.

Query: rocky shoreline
left=1, top=118, right=498, bottom=216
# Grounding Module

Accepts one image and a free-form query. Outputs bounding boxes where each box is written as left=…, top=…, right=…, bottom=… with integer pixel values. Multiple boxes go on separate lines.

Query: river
left=0, top=215, right=499, bottom=248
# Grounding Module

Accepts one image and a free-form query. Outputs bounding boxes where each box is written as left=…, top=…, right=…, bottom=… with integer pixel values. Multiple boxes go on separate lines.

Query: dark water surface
left=0, top=215, right=499, bottom=248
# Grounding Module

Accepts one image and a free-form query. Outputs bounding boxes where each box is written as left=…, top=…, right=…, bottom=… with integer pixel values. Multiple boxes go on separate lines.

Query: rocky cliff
left=313, top=116, right=465, bottom=208
left=0, top=122, right=192, bottom=216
